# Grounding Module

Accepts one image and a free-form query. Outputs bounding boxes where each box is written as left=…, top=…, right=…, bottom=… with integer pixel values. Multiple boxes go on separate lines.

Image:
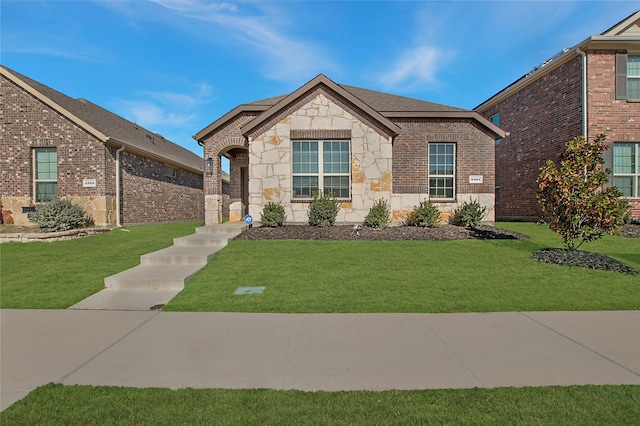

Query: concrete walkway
left=69, top=223, right=246, bottom=311
left=2, top=310, right=638, bottom=411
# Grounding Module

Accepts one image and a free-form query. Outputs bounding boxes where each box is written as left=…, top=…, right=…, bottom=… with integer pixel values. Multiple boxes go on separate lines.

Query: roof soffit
left=194, top=105, right=266, bottom=143
left=239, top=74, right=403, bottom=137
left=601, top=11, right=640, bottom=36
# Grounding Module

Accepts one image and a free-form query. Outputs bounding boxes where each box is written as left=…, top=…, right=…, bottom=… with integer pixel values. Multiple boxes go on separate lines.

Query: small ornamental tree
left=536, top=133, right=630, bottom=250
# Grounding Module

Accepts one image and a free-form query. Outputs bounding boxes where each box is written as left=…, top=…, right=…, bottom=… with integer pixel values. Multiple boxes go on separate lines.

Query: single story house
left=1, top=65, right=204, bottom=226
left=475, top=11, right=640, bottom=220
left=195, top=74, right=504, bottom=225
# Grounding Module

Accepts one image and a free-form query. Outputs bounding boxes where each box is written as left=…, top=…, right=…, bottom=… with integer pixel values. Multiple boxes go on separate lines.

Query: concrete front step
left=79, top=223, right=248, bottom=310
left=104, top=264, right=203, bottom=291
left=195, top=223, right=246, bottom=236
left=173, top=234, right=231, bottom=247
left=140, top=245, right=223, bottom=266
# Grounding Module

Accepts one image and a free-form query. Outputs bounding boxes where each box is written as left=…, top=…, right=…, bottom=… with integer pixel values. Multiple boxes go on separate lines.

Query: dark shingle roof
left=339, top=85, right=465, bottom=113
left=245, top=84, right=464, bottom=114
left=196, top=74, right=504, bottom=141
left=1, top=66, right=203, bottom=173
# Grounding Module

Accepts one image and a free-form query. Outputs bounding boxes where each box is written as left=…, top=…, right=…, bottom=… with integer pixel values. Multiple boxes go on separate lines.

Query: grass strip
left=165, top=223, right=640, bottom=313
left=0, top=222, right=201, bottom=309
left=2, top=383, right=638, bottom=425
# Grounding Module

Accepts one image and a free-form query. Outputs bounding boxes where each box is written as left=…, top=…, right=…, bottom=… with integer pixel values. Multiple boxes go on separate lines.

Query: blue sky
left=3, top=0, right=639, bottom=160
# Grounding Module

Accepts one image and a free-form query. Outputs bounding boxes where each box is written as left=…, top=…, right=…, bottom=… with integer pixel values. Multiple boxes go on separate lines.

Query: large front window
left=33, top=148, right=58, bottom=202
left=292, top=140, right=350, bottom=199
left=613, top=143, right=639, bottom=197
left=429, top=143, right=455, bottom=199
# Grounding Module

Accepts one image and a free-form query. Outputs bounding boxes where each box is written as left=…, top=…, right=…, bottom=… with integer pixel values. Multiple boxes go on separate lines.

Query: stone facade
left=1, top=71, right=204, bottom=226
left=198, top=78, right=498, bottom=225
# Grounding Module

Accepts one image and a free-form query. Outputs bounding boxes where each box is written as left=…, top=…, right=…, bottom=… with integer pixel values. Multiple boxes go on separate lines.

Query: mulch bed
left=233, top=224, right=527, bottom=241
left=532, top=248, right=637, bottom=275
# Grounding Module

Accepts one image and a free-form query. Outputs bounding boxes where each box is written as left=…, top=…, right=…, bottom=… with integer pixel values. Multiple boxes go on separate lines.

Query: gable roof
left=475, top=10, right=640, bottom=112
left=196, top=74, right=503, bottom=141
left=1, top=65, right=203, bottom=174
left=240, top=74, right=403, bottom=137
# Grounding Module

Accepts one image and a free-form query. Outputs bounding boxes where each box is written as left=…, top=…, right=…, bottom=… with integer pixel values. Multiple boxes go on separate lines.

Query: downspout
left=575, top=47, right=587, bottom=137
left=115, top=145, right=125, bottom=227
left=575, top=47, right=588, bottom=183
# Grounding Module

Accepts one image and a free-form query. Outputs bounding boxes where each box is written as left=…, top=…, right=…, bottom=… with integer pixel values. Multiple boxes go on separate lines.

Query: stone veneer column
left=205, top=194, right=223, bottom=225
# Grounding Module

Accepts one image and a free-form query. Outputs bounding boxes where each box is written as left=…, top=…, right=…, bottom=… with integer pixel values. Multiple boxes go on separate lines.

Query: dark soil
left=532, top=248, right=637, bottom=275
left=233, top=224, right=528, bottom=241
left=617, top=223, right=640, bottom=238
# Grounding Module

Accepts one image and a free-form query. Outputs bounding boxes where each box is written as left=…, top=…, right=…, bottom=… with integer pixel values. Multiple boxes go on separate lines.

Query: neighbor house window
left=612, top=143, right=639, bottom=197
left=490, top=113, right=501, bottom=145
left=164, top=165, right=177, bottom=178
left=292, top=140, right=350, bottom=199
left=33, top=147, right=58, bottom=202
left=616, top=53, right=640, bottom=100
left=429, top=143, right=455, bottom=199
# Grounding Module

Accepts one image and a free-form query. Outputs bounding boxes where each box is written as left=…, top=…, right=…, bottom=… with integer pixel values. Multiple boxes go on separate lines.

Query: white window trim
left=33, top=148, right=58, bottom=203
left=628, top=54, right=640, bottom=100
left=428, top=142, right=456, bottom=200
left=612, top=142, right=640, bottom=198
left=291, top=140, right=351, bottom=200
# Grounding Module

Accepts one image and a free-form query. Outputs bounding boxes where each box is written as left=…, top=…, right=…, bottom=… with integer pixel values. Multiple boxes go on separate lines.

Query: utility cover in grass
left=234, top=286, right=266, bottom=295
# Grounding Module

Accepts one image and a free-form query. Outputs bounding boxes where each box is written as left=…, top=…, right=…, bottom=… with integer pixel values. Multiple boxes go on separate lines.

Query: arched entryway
left=203, top=135, right=249, bottom=225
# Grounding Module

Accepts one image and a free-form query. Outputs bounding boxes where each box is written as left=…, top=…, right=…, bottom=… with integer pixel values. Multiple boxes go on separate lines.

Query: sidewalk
left=2, top=310, right=639, bottom=411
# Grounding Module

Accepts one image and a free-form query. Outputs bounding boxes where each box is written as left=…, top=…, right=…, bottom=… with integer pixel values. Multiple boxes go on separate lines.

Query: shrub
left=28, top=198, right=88, bottom=232
left=364, top=199, right=391, bottom=229
left=260, top=202, right=286, bottom=227
left=537, top=134, right=630, bottom=250
left=308, top=191, right=340, bottom=227
left=406, top=200, right=441, bottom=228
left=454, top=198, right=487, bottom=229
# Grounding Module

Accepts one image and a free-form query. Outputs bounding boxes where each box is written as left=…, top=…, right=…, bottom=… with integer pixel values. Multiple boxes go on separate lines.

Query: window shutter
left=616, top=53, right=627, bottom=100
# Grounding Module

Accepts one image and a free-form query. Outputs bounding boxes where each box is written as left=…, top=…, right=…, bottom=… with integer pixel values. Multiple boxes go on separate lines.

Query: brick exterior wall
left=392, top=118, right=495, bottom=196
left=479, top=56, right=583, bottom=219
left=1, top=74, right=204, bottom=226
left=479, top=50, right=640, bottom=219
left=586, top=50, right=640, bottom=217
left=120, top=151, right=203, bottom=224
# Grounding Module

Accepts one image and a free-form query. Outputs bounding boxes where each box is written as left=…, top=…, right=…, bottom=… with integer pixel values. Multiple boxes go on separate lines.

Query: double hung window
left=292, top=140, right=350, bottom=199
left=429, top=143, right=455, bottom=199
left=612, top=143, right=639, bottom=197
left=33, top=148, right=58, bottom=202
left=616, top=53, right=640, bottom=100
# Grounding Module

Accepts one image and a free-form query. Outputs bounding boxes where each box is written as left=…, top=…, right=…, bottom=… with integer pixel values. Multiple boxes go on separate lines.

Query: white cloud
left=137, top=0, right=337, bottom=82
left=112, top=82, right=213, bottom=134
left=378, top=46, right=449, bottom=90
left=117, top=100, right=196, bottom=128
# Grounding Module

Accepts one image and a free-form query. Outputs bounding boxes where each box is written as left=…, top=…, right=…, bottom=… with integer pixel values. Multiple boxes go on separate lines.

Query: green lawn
left=0, top=222, right=201, bottom=309
left=2, top=223, right=638, bottom=423
left=1, top=383, right=637, bottom=425
left=165, top=223, right=640, bottom=313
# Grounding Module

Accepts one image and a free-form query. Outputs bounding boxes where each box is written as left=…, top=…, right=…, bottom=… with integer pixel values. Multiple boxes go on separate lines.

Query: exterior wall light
left=205, top=157, right=213, bottom=174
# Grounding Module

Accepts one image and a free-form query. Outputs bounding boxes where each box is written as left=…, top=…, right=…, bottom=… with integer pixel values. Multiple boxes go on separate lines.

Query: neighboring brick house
left=475, top=11, right=640, bottom=220
left=195, top=74, right=504, bottom=225
left=1, top=65, right=204, bottom=226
